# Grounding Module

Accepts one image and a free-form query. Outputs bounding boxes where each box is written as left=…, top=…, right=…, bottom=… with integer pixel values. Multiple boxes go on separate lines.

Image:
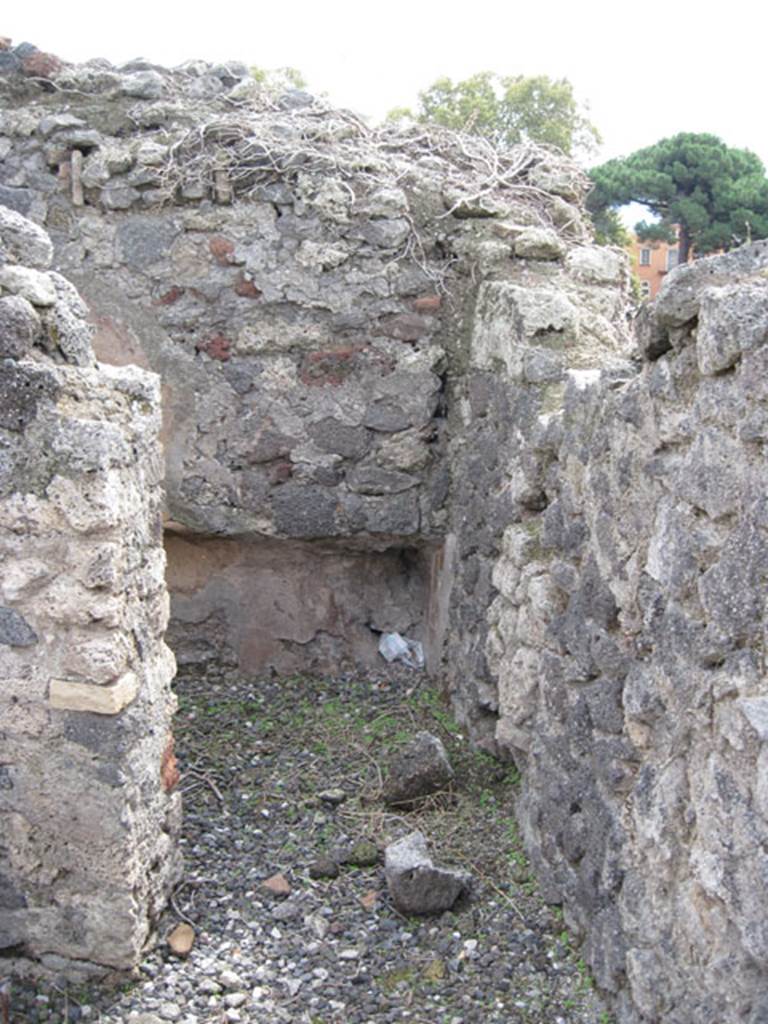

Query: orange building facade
left=630, top=233, right=681, bottom=300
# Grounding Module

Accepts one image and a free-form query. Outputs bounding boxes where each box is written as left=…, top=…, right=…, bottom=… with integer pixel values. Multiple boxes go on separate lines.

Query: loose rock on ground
left=11, top=670, right=609, bottom=1024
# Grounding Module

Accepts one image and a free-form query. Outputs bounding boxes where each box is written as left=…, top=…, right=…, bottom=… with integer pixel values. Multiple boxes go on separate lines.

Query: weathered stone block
left=22, top=50, right=61, bottom=78
left=0, top=606, right=37, bottom=646
left=0, top=185, right=33, bottom=215
left=120, top=70, right=165, bottom=99
left=385, top=831, right=470, bottom=914
left=513, top=226, right=565, bottom=261
left=364, top=398, right=414, bottom=432
left=375, top=312, right=431, bottom=342
left=655, top=240, right=768, bottom=328
left=0, top=204, right=53, bottom=267
left=271, top=483, right=338, bottom=537
left=566, top=245, right=625, bottom=285
left=355, top=492, right=420, bottom=535
left=383, top=732, right=454, bottom=806
left=49, top=671, right=139, bottom=714
left=116, top=215, right=180, bottom=267
left=346, top=465, right=419, bottom=495
left=696, top=282, right=768, bottom=375
left=0, top=362, right=59, bottom=432
left=672, top=428, right=744, bottom=519
left=0, top=294, right=39, bottom=357
left=0, top=265, right=56, bottom=306
left=471, top=281, right=577, bottom=376
left=309, top=418, right=369, bottom=459
left=63, top=635, right=131, bottom=685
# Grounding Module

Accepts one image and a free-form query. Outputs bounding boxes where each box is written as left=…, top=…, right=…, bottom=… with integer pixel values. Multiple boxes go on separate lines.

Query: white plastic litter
left=378, top=632, right=425, bottom=670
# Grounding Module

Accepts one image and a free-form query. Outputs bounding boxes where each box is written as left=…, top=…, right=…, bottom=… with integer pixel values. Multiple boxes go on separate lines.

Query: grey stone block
left=309, top=418, right=370, bottom=459
left=0, top=606, right=37, bottom=646
left=0, top=295, right=40, bottom=358
left=120, top=70, right=165, bottom=99
left=0, top=204, right=53, bottom=266
left=271, top=483, right=338, bottom=538
left=385, top=831, right=470, bottom=914
left=0, top=362, right=59, bottom=432
left=360, top=493, right=420, bottom=535
left=383, top=732, right=454, bottom=806
left=116, top=215, right=179, bottom=267
left=346, top=465, right=418, bottom=496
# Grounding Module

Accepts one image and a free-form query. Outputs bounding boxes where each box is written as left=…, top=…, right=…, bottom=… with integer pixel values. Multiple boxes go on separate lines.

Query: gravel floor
left=10, top=670, right=610, bottom=1024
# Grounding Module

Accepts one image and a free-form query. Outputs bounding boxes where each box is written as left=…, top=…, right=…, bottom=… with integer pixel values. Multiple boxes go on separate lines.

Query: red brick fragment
left=197, top=333, right=231, bottom=361
left=208, top=235, right=235, bottom=265
left=360, top=890, right=379, bottom=911
left=155, top=286, right=185, bottom=306
left=412, top=294, right=441, bottom=314
left=234, top=273, right=262, bottom=299
left=22, top=51, right=62, bottom=78
left=263, top=872, right=291, bottom=898
left=160, top=735, right=180, bottom=793
left=299, top=346, right=363, bottom=387
left=268, top=461, right=293, bottom=485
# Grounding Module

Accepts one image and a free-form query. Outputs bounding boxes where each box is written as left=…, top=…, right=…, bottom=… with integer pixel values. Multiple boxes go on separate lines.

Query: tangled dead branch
left=148, top=99, right=589, bottom=292
left=154, top=97, right=589, bottom=235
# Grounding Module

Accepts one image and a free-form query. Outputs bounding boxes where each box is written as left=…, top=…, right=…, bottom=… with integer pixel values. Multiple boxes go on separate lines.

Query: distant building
left=630, top=231, right=681, bottom=300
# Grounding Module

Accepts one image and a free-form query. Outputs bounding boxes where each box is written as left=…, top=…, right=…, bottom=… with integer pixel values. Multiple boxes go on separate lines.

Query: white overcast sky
left=5, top=0, right=768, bottom=169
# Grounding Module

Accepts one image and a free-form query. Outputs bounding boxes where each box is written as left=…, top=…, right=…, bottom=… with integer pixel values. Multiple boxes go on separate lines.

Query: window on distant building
left=667, top=249, right=679, bottom=270
left=640, top=281, right=651, bottom=298
left=639, top=248, right=651, bottom=266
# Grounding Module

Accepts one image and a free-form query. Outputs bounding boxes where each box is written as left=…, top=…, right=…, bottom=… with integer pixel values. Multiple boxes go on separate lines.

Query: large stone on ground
left=385, top=831, right=470, bottom=914
left=383, top=731, right=454, bottom=806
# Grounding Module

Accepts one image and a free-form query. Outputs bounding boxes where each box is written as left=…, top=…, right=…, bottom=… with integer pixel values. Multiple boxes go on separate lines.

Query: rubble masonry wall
left=0, top=202, right=181, bottom=978
left=2, top=42, right=768, bottom=1023
left=487, top=248, right=768, bottom=1023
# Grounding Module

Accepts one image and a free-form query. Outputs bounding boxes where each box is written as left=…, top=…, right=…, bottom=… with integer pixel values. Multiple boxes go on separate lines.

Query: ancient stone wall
left=0, top=205, right=180, bottom=978
left=4, top=40, right=768, bottom=1024
left=444, top=239, right=631, bottom=750
left=487, top=246, right=768, bottom=1022
left=0, top=46, right=621, bottom=675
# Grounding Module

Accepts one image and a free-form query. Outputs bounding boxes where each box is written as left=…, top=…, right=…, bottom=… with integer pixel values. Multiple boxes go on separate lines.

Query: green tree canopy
left=588, top=133, right=768, bottom=262
left=390, top=72, right=600, bottom=157
left=250, top=65, right=307, bottom=92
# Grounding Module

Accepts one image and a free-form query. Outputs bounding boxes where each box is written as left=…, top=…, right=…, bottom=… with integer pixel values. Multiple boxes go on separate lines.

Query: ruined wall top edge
left=0, top=37, right=595, bottom=239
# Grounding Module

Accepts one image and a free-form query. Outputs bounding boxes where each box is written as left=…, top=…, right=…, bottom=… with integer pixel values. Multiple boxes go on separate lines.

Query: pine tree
left=588, top=133, right=768, bottom=262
